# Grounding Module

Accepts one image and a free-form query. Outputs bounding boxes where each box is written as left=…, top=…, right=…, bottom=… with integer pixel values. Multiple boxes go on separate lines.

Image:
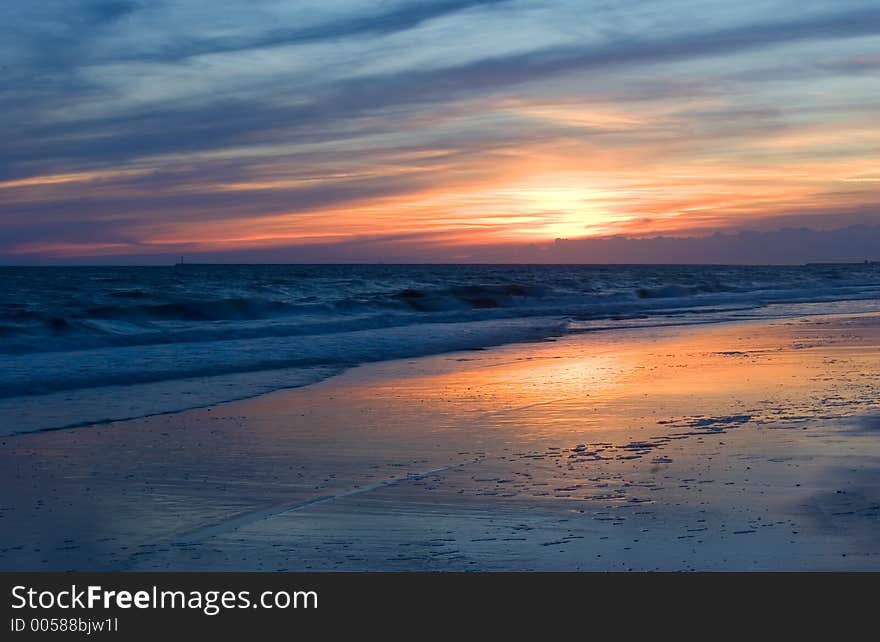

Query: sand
left=1, top=312, right=879, bottom=571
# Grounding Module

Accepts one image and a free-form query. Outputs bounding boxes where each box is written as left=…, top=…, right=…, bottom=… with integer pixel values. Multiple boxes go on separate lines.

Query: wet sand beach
left=1, top=312, right=879, bottom=571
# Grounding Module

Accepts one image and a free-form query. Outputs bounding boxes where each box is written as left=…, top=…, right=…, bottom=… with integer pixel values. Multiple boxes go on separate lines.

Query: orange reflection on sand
left=315, top=317, right=870, bottom=445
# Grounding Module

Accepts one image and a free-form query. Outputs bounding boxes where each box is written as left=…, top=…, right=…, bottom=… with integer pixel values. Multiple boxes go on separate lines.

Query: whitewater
left=2, top=263, right=880, bottom=434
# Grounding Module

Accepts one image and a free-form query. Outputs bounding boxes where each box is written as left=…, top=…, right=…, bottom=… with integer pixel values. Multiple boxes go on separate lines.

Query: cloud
left=1, top=1, right=880, bottom=262
left=82, top=1, right=139, bottom=24
left=7, top=225, right=880, bottom=266
left=135, top=0, right=515, bottom=62
left=533, top=225, right=880, bottom=265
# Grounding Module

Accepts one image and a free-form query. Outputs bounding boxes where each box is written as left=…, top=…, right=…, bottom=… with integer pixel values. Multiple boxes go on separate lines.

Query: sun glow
left=514, top=185, right=624, bottom=238
left=432, top=177, right=634, bottom=241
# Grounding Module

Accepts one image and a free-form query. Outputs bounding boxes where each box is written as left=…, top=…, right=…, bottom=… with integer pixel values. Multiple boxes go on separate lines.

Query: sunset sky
left=2, top=0, right=879, bottom=263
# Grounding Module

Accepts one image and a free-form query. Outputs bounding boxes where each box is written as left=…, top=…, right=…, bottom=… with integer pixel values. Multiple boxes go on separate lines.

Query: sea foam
left=2, top=263, right=879, bottom=433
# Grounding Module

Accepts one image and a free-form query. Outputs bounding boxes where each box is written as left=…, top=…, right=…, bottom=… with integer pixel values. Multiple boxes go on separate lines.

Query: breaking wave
left=2, top=263, right=879, bottom=433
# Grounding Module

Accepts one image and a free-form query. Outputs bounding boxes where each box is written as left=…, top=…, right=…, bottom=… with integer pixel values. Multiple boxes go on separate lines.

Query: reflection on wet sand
left=1, top=314, right=878, bottom=570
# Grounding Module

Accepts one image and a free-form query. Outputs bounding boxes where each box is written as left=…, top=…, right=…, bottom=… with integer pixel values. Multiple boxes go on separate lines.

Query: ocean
left=2, top=263, right=880, bottom=434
